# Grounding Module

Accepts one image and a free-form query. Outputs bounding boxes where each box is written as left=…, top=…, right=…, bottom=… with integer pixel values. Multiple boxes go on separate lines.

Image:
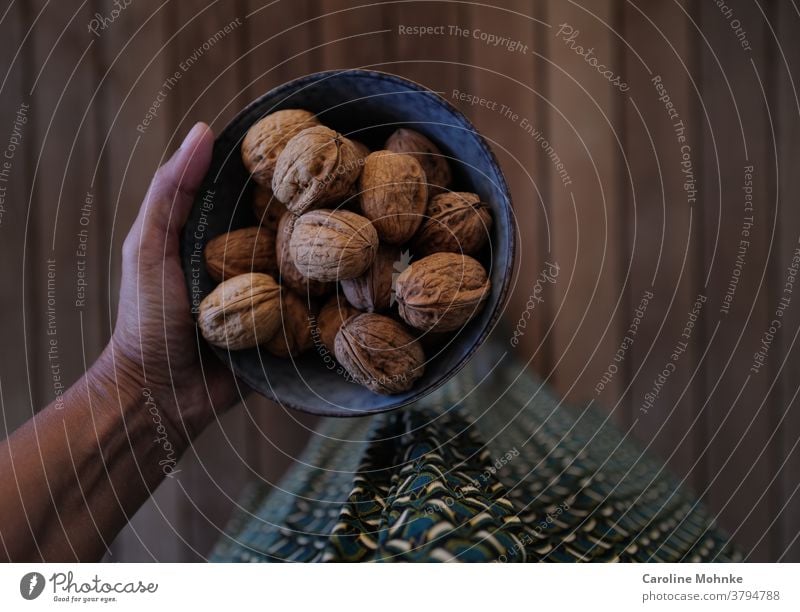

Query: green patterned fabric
left=211, top=342, right=740, bottom=562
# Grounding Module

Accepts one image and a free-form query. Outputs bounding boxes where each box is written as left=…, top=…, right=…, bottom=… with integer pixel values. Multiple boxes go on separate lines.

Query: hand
left=0, top=122, right=246, bottom=561
left=108, top=122, right=241, bottom=449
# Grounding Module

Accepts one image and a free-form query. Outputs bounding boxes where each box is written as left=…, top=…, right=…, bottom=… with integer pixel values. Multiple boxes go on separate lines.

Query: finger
left=138, top=122, right=215, bottom=239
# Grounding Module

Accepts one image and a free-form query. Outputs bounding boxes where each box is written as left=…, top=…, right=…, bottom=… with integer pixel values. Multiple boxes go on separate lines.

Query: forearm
left=0, top=346, right=187, bottom=561
left=0, top=122, right=227, bottom=561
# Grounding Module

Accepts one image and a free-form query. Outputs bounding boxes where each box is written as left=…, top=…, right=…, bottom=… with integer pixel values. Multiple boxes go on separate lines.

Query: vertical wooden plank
left=82, top=2, right=111, bottom=404
left=170, top=0, right=254, bottom=560
left=23, top=1, right=110, bottom=559
left=240, top=0, right=315, bottom=102
left=463, top=2, right=551, bottom=377
left=171, top=1, right=249, bottom=138
left=388, top=0, right=466, bottom=94
left=0, top=2, right=33, bottom=437
left=26, top=2, right=101, bottom=420
left=316, top=0, right=392, bottom=71
left=698, top=0, right=775, bottom=561
left=238, top=0, right=319, bottom=506
left=544, top=0, right=626, bottom=420
left=775, top=0, right=800, bottom=562
left=95, top=1, right=185, bottom=562
left=620, top=2, right=703, bottom=484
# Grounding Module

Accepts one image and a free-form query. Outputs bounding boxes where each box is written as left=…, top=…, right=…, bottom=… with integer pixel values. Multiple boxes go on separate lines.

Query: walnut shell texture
left=385, top=128, right=451, bottom=195
left=264, top=289, right=314, bottom=358
left=204, top=227, right=277, bottom=283
left=359, top=150, right=427, bottom=244
left=412, top=192, right=493, bottom=256
left=317, top=295, right=361, bottom=354
left=395, top=253, right=490, bottom=332
left=272, top=126, right=362, bottom=214
left=334, top=313, right=425, bottom=394
left=350, top=139, right=371, bottom=159
left=276, top=212, right=334, bottom=298
left=198, top=273, right=281, bottom=350
left=340, top=139, right=371, bottom=208
left=340, top=243, right=399, bottom=312
left=241, top=109, right=319, bottom=186
left=289, top=209, right=379, bottom=282
left=252, top=184, right=286, bottom=233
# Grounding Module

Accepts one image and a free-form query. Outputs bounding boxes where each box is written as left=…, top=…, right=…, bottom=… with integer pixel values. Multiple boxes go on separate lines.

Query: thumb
left=135, top=122, right=214, bottom=243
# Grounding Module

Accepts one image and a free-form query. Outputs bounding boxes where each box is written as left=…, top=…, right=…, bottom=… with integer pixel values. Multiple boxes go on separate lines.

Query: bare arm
left=0, top=350, right=177, bottom=561
left=0, top=123, right=240, bottom=561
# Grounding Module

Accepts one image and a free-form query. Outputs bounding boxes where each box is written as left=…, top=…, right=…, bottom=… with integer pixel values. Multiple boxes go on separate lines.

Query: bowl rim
left=194, top=68, right=516, bottom=417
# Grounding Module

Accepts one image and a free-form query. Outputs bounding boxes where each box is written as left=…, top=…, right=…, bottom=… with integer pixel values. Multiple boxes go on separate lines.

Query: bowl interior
left=181, top=70, right=514, bottom=416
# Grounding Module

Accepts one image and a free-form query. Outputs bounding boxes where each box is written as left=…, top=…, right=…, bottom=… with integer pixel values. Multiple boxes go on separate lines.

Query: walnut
left=359, top=150, right=427, bottom=244
left=241, top=109, right=319, bottom=186
left=316, top=295, right=361, bottom=354
left=395, top=253, right=490, bottom=332
left=289, top=209, right=379, bottom=281
left=252, top=184, right=286, bottom=233
left=412, top=192, right=492, bottom=256
left=339, top=139, right=371, bottom=208
left=385, top=128, right=451, bottom=195
left=198, top=273, right=281, bottom=350
left=272, top=126, right=362, bottom=214
left=334, top=313, right=425, bottom=394
left=340, top=244, right=399, bottom=312
left=276, top=211, right=334, bottom=298
left=350, top=139, right=371, bottom=159
left=204, top=227, right=278, bottom=283
left=264, top=289, right=314, bottom=358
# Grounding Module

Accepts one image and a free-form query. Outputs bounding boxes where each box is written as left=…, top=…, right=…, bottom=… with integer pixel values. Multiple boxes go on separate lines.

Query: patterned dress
left=211, top=342, right=740, bottom=562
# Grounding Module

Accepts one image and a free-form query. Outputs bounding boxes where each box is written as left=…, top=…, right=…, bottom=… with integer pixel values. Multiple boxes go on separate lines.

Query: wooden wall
left=0, top=0, right=797, bottom=562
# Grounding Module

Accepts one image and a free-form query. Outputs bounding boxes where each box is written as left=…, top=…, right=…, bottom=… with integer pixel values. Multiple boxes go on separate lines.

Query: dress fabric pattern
left=211, top=344, right=740, bottom=563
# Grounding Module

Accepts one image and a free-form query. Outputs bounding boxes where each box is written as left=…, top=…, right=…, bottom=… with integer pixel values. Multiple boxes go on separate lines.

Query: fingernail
left=180, top=122, right=206, bottom=150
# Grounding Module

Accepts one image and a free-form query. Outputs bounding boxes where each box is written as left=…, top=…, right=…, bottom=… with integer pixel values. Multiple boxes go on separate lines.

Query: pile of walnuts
left=197, top=109, right=493, bottom=395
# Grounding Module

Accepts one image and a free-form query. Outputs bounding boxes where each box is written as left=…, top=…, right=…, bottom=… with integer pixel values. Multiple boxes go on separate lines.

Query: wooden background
left=0, top=0, right=797, bottom=562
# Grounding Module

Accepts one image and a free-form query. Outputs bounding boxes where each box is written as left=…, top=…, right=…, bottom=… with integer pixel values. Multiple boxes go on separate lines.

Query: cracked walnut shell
left=241, top=109, right=319, bottom=186
left=395, top=253, right=490, bottom=332
left=334, top=313, right=425, bottom=394
left=289, top=209, right=378, bottom=282
left=272, top=125, right=362, bottom=214
left=198, top=273, right=281, bottom=350
left=359, top=150, right=427, bottom=245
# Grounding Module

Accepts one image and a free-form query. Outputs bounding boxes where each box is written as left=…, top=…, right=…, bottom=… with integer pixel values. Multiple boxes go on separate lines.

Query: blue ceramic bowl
left=181, top=70, right=514, bottom=416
